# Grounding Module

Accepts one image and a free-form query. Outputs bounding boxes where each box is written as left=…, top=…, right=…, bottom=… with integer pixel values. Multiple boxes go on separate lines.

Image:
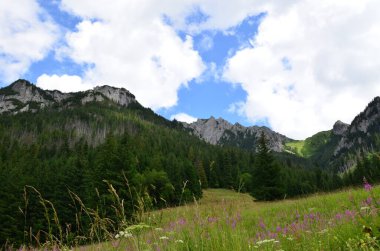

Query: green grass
left=285, top=131, right=332, bottom=158
left=71, top=186, right=380, bottom=251
left=285, top=140, right=306, bottom=156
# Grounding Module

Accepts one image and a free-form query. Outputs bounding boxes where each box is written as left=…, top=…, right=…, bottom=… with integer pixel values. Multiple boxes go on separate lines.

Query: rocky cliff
left=334, top=97, right=380, bottom=158
left=184, top=116, right=290, bottom=152
left=0, top=79, right=136, bottom=114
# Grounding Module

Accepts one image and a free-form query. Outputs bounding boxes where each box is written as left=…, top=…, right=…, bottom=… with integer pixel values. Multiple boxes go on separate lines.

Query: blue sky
left=1, top=1, right=380, bottom=139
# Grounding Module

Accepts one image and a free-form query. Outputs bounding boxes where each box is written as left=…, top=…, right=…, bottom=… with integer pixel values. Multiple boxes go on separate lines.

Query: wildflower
left=259, top=220, right=266, bottom=230
left=363, top=177, right=373, bottom=191
left=335, top=213, right=343, bottom=220
left=256, top=239, right=275, bottom=245
left=366, top=197, right=373, bottom=205
left=208, top=217, right=218, bottom=223
left=345, top=209, right=355, bottom=219
left=123, top=232, right=133, bottom=238
left=178, top=218, right=186, bottom=225
left=231, top=219, right=237, bottom=229
left=155, top=227, right=163, bottom=231
left=175, top=239, right=184, bottom=243
left=318, top=229, right=328, bottom=234
left=159, top=236, right=169, bottom=240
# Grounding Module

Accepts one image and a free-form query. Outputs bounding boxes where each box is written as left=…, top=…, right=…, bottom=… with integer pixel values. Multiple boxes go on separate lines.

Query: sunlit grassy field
left=75, top=185, right=380, bottom=250
left=285, top=141, right=305, bottom=156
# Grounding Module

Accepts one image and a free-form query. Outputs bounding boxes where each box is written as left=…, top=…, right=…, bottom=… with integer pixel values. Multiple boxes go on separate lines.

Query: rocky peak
left=10, top=79, right=33, bottom=91
left=332, top=120, right=348, bottom=136
left=184, top=116, right=289, bottom=152
left=0, top=79, right=137, bottom=114
left=186, top=116, right=233, bottom=144
left=333, top=96, right=380, bottom=158
left=9, top=79, right=47, bottom=103
left=349, top=97, right=380, bottom=134
left=94, top=85, right=135, bottom=106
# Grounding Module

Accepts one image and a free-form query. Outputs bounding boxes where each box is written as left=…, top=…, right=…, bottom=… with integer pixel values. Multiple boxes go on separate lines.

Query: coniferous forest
left=0, top=98, right=378, bottom=247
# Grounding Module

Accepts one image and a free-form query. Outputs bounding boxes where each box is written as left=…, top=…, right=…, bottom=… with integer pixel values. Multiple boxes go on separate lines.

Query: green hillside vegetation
left=68, top=186, right=380, bottom=250
left=2, top=84, right=380, bottom=249
left=285, top=131, right=332, bottom=158
left=0, top=99, right=346, bottom=248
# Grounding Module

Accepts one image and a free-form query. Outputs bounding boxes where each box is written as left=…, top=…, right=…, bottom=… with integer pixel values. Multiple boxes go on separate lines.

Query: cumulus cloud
left=224, top=0, right=380, bottom=139
left=170, top=112, right=197, bottom=123
left=0, top=0, right=59, bottom=82
left=32, top=0, right=268, bottom=110
left=41, top=0, right=207, bottom=110
left=37, top=74, right=92, bottom=93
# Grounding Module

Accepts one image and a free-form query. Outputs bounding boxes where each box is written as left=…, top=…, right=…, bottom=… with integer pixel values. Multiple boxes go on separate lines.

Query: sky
left=1, top=0, right=380, bottom=140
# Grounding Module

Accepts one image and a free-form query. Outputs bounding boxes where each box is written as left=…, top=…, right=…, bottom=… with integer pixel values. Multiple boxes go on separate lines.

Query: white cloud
left=227, top=101, right=245, bottom=116
left=6, top=0, right=378, bottom=140
left=170, top=112, right=197, bottom=123
left=224, top=0, right=380, bottom=139
left=199, top=34, right=214, bottom=51
left=0, top=0, right=59, bottom=82
left=36, top=74, right=92, bottom=93
left=45, top=0, right=207, bottom=110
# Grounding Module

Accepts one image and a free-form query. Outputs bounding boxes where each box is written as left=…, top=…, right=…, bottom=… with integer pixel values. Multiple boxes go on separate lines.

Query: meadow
left=67, top=183, right=380, bottom=251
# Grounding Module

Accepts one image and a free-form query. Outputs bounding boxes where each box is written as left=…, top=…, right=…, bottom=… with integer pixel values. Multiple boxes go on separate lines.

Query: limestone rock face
left=94, top=85, right=135, bottom=106
left=333, top=97, right=380, bottom=160
left=0, top=79, right=136, bottom=114
left=184, top=116, right=289, bottom=152
left=332, top=120, right=349, bottom=136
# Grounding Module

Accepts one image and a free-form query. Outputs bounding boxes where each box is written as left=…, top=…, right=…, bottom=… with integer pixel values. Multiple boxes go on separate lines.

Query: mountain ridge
left=2, top=79, right=380, bottom=172
left=0, top=79, right=137, bottom=114
left=183, top=116, right=290, bottom=152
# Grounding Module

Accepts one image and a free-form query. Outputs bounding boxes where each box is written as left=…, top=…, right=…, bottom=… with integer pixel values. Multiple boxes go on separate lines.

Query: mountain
left=183, top=117, right=290, bottom=152
left=0, top=79, right=136, bottom=114
left=284, top=97, right=380, bottom=171
left=3, top=79, right=380, bottom=172
left=0, top=79, right=371, bottom=247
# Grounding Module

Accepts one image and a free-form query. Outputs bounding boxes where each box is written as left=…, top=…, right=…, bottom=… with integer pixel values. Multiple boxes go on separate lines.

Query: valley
left=1, top=79, right=380, bottom=250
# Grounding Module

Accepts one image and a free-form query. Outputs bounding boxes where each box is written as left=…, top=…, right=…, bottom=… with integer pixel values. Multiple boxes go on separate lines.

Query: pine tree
left=251, top=132, right=284, bottom=201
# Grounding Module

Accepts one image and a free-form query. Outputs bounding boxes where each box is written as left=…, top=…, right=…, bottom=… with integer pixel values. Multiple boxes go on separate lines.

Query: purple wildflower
left=178, top=218, right=187, bottom=225
left=345, top=209, right=355, bottom=220
left=259, top=220, right=266, bottom=230
left=231, top=219, right=237, bottom=229
left=335, top=213, right=343, bottom=221
left=366, top=197, right=373, bottom=205
left=363, top=177, right=373, bottom=191
left=208, top=217, right=218, bottom=223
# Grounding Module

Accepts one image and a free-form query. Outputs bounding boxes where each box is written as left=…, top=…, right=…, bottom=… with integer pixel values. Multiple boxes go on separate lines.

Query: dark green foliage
left=251, top=133, right=284, bottom=200
left=343, top=152, right=380, bottom=186
left=0, top=92, right=351, bottom=247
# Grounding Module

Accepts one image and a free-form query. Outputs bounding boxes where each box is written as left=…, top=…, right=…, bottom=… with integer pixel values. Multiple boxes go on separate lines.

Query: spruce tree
left=251, top=132, right=284, bottom=201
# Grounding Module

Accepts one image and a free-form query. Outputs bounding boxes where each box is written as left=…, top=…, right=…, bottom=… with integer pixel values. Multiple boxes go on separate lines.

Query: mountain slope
left=0, top=79, right=361, bottom=247
left=283, top=97, right=380, bottom=171
left=0, top=79, right=136, bottom=114
left=183, top=116, right=291, bottom=152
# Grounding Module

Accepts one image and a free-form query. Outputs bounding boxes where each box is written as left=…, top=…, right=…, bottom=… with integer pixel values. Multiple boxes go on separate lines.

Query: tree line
left=0, top=102, right=369, bottom=247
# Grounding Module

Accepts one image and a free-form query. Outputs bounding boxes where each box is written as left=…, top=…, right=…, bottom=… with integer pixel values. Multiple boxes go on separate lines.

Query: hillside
left=183, top=117, right=290, bottom=152
left=283, top=98, right=380, bottom=171
left=0, top=79, right=379, bottom=249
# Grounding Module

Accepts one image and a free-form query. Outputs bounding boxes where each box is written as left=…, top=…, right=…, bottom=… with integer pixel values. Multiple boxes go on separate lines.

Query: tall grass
left=10, top=182, right=380, bottom=250
left=78, top=186, right=380, bottom=250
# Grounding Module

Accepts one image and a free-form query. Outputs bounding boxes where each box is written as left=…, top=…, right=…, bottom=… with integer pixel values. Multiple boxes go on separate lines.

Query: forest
left=0, top=101, right=376, bottom=247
